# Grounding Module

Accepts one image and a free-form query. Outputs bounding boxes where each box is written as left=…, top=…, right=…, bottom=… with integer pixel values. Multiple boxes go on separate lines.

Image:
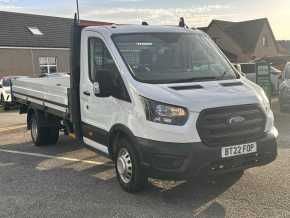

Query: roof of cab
left=84, top=24, right=200, bottom=35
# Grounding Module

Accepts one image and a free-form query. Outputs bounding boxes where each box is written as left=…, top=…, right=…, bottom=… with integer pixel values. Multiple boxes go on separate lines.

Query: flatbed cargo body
left=13, top=76, right=70, bottom=116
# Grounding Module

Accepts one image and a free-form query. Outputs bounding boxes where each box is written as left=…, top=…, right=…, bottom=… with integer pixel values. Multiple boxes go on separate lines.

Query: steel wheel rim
left=117, top=148, right=133, bottom=184
left=31, top=118, right=38, bottom=140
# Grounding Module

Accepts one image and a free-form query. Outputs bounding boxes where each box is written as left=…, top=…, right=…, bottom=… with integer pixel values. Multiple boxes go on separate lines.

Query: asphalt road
left=0, top=102, right=289, bottom=218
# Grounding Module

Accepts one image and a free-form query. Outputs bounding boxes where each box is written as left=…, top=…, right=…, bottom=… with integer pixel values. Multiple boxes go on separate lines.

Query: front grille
left=197, top=104, right=266, bottom=147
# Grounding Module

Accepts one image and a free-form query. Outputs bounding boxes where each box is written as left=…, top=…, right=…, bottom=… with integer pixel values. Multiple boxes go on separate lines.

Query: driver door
left=80, top=32, right=127, bottom=153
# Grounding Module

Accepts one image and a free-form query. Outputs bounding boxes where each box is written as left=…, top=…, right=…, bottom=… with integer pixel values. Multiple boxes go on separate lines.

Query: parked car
left=279, top=62, right=290, bottom=112
left=0, top=77, right=13, bottom=110
left=238, top=63, right=282, bottom=95
left=0, top=76, right=27, bottom=110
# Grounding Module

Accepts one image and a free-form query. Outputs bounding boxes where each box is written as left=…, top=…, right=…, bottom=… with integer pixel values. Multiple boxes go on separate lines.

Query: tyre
left=115, top=138, right=148, bottom=193
left=0, top=94, right=4, bottom=105
left=30, top=113, right=59, bottom=146
left=46, top=127, right=59, bottom=145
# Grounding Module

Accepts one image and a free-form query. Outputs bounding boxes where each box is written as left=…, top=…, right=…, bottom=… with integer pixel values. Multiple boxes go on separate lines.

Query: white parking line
left=0, top=148, right=113, bottom=166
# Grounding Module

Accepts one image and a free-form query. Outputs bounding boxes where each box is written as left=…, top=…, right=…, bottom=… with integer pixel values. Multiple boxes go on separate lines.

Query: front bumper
left=135, top=131, right=277, bottom=180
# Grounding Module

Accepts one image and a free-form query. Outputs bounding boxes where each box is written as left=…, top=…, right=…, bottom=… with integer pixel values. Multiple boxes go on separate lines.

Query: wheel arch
left=108, top=124, right=140, bottom=160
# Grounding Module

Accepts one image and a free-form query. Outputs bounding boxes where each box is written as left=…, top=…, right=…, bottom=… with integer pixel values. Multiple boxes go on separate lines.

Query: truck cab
left=13, top=22, right=278, bottom=193
left=77, top=25, right=277, bottom=191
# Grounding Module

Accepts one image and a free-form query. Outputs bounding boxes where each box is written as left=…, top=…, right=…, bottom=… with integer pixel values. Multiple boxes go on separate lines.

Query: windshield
left=113, top=33, right=237, bottom=83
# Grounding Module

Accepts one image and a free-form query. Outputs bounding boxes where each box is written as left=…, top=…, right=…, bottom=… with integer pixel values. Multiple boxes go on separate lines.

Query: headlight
left=142, top=97, right=188, bottom=126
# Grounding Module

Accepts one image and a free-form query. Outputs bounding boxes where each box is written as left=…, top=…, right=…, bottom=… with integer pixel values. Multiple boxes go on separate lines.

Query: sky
left=0, top=0, right=289, bottom=40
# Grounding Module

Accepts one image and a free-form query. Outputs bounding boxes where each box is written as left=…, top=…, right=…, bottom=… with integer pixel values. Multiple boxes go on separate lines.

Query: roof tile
left=0, top=11, right=113, bottom=48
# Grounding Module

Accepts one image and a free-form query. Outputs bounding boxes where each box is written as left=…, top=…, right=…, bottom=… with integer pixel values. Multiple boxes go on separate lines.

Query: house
left=277, top=40, right=290, bottom=55
left=199, top=18, right=279, bottom=63
left=0, top=11, right=112, bottom=78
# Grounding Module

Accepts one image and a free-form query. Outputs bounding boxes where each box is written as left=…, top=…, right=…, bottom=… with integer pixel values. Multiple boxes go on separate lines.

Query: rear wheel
left=30, top=113, right=59, bottom=146
left=46, top=127, right=59, bottom=144
left=115, top=138, right=148, bottom=193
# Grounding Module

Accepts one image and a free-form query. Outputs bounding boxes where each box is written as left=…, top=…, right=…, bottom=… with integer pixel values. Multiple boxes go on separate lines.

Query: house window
left=262, top=36, right=268, bottom=47
left=27, top=27, right=43, bottom=36
left=39, top=57, right=57, bottom=74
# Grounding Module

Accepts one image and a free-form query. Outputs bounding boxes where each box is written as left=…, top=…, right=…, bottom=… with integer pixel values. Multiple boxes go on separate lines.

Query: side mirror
left=94, top=70, right=114, bottom=97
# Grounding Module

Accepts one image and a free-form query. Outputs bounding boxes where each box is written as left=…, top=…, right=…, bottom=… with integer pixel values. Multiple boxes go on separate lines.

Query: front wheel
left=115, top=138, right=148, bottom=193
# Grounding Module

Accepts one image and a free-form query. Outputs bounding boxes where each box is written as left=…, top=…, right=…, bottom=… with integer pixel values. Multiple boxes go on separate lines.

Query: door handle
left=83, top=91, right=91, bottom=96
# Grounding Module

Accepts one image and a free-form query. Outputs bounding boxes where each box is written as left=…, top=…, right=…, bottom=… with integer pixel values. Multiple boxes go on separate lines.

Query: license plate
left=221, top=142, right=257, bottom=158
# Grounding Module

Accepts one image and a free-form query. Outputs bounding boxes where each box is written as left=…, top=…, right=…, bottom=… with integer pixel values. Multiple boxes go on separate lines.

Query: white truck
left=12, top=18, right=278, bottom=192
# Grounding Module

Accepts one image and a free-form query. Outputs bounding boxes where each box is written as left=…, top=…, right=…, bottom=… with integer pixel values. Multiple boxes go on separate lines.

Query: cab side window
left=88, top=37, right=130, bottom=101
left=88, top=38, right=115, bottom=82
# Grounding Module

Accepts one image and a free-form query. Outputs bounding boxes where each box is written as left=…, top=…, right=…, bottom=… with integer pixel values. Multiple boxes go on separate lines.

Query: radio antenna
left=76, top=0, right=80, bottom=22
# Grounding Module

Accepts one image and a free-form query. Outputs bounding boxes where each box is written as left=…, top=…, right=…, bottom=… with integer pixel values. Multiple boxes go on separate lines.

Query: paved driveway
left=0, top=103, right=289, bottom=218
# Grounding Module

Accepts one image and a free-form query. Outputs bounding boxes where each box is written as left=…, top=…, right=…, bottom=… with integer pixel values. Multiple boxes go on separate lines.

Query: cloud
left=0, top=2, right=235, bottom=28
left=0, top=0, right=12, bottom=3
left=81, top=5, right=234, bottom=27
left=0, top=0, right=21, bottom=10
